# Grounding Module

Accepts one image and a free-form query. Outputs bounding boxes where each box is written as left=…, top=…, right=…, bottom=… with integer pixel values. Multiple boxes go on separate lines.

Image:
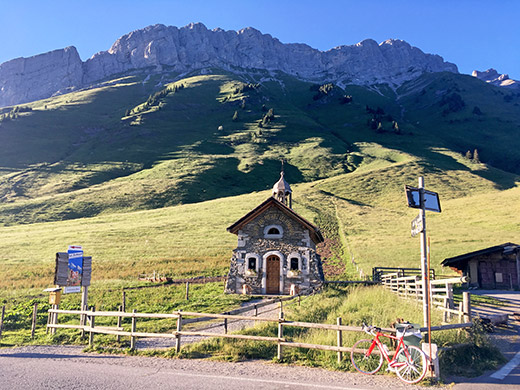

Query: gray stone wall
left=225, top=205, right=324, bottom=295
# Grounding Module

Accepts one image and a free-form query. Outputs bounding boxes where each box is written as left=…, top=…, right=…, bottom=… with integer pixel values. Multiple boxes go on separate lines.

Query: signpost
left=50, top=246, right=92, bottom=330
left=405, top=177, right=441, bottom=328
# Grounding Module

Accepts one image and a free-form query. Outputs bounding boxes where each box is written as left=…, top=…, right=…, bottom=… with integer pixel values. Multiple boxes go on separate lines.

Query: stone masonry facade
left=225, top=204, right=324, bottom=295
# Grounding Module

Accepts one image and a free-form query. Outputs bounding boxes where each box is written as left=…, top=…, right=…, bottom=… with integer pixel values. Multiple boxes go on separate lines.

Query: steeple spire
left=272, top=160, right=292, bottom=208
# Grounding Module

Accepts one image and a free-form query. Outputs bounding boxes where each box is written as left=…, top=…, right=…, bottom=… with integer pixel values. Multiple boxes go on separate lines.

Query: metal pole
left=419, top=176, right=429, bottom=328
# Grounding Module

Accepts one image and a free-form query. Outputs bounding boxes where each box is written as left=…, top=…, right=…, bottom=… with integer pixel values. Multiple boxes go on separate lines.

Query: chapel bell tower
left=272, top=161, right=292, bottom=208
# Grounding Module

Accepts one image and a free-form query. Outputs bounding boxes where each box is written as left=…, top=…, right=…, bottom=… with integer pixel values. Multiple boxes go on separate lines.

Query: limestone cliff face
left=472, top=68, right=519, bottom=89
left=0, top=23, right=459, bottom=107
left=0, top=46, right=83, bottom=107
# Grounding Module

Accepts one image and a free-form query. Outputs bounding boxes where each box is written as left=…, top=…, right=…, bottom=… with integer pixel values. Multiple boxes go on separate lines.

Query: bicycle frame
left=365, top=330, right=412, bottom=369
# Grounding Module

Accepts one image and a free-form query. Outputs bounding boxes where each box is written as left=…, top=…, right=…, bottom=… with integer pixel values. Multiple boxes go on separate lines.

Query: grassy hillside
left=1, top=69, right=519, bottom=226
left=0, top=159, right=518, bottom=292
left=0, top=67, right=519, bottom=295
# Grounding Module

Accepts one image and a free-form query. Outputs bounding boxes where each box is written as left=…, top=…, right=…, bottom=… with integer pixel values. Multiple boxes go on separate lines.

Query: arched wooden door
left=266, top=255, right=280, bottom=294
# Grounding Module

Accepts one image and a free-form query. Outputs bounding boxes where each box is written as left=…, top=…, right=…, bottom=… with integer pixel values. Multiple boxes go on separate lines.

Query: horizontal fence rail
left=380, top=273, right=472, bottom=323
left=46, top=305, right=472, bottom=362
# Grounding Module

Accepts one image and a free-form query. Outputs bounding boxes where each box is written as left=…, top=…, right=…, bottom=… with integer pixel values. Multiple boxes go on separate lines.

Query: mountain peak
left=472, top=68, right=519, bottom=89
left=0, top=23, right=458, bottom=107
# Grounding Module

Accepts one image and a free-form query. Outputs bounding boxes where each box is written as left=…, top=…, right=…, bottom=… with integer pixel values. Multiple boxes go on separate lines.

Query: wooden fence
left=46, top=303, right=472, bottom=363
left=380, top=273, right=471, bottom=322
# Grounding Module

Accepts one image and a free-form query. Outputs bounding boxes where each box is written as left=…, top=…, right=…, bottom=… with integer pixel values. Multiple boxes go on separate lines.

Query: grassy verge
left=0, top=284, right=505, bottom=381
left=0, top=281, right=250, bottom=347
left=179, top=285, right=502, bottom=379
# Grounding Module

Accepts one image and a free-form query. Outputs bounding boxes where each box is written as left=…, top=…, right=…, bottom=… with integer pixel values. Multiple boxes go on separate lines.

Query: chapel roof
left=227, top=196, right=324, bottom=244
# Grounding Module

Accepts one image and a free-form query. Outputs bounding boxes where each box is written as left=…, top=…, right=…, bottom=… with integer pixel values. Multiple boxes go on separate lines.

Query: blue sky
left=1, top=0, right=519, bottom=79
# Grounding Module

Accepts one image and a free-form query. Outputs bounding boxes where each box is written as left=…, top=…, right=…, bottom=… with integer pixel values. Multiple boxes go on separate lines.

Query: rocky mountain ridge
left=472, top=68, right=519, bottom=89
left=0, top=22, right=459, bottom=107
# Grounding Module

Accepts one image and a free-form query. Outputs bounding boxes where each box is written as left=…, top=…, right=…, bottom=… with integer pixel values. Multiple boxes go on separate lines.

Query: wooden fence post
left=446, top=283, right=454, bottom=321
left=458, top=302, right=463, bottom=323
left=175, top=311, right=182, bottom=353
left=185, top=282, right=190, bottom=300
left=122, top=291, right=126, bottom=312
left=462, top=292, right=471, bottom=323
left=442, top=299, right=449, bottom=323
left=224, top=313, right=228, bottom=334
left=31, top=303, right=38, bottom=339
left=89, top=306, right=95, bottom=347
left=116, top=305, right=122, bottom=343
left=277, top=305, right=284, bottom=360
left=254, top=304, right=258, bottom=317
left=0, top=305, right=5, bottom=339
left=51, top=304, right=59, bottom=335
left=337, top=317, right=343, bottom=364
left=130, top=309, right=137, bottom=350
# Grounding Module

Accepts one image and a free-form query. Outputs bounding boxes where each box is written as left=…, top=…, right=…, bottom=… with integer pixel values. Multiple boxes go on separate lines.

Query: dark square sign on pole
left=405, top=185, right=441, bottom=213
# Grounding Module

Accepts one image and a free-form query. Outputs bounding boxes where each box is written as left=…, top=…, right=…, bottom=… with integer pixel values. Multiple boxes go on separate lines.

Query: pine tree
left=232, top=111, right=239, bottom=121
left=465, top=150, right=472, bottom=160
left=473, top=149, right=480, bottom=163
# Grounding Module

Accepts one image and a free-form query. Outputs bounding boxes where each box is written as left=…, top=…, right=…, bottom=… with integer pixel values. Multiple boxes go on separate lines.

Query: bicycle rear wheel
left=395, top=345, right=427, bottom=384
left=351, top=339, right=383, bottom=375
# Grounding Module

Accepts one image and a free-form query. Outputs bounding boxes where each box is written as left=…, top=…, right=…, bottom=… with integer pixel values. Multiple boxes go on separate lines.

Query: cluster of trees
left=258, top=107, right=275, bottom=127
left=125, top=83, right=185, bottom=117
left=310, top=83, right=335, bottom=100
left=233, top=83, right=260, bottom=95
left=464, top=149, right=481, bottom=163
left=0, top=106, right=33, bottom=122
left=339, top=95, right=353, bottom=104
left=365, top=105, right=402, bottom=134
left=439, top=92, right=465, bottom=115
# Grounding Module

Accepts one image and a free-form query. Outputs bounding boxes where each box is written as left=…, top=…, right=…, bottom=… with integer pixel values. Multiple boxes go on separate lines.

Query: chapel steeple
left=272, top=161, right=292, bottom=208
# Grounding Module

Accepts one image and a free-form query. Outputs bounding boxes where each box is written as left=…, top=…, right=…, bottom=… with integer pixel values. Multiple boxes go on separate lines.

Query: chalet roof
left=227, top=197, right=324, bottom=244
left=441, top=242, right=520, bottom=269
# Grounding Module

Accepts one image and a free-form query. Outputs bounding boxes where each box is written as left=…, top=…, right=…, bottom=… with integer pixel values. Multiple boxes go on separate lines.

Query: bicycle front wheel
left=351, top=339, right=383, bottom=375
left=395, top=345, right=427, bottom=384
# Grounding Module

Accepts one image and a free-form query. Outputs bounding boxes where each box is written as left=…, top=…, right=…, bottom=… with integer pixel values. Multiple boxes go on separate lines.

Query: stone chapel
left=225, top=169, right=325, bottom=295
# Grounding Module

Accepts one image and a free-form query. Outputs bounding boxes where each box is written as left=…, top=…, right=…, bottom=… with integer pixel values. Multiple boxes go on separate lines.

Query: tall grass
left=182, top=285, right=471, bottom=371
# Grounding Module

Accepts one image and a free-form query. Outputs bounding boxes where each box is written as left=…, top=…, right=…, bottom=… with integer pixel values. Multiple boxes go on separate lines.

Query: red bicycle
left=350, top=323, right=428, bottom=384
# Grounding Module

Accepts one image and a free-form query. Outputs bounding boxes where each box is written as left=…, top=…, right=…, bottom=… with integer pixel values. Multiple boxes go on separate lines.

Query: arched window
left=268, top=227, right=280, bottom=235
left=263, top=224, right=283, bottom=239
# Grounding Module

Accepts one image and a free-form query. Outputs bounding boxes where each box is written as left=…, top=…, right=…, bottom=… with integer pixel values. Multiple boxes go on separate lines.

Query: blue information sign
left=65, top=245, right=83, bottom=293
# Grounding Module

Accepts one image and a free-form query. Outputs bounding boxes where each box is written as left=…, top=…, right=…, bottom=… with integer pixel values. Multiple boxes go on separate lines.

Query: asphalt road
left=452, top=290, right=520, bottom=389
left=0, top=345, right=437, bottom=390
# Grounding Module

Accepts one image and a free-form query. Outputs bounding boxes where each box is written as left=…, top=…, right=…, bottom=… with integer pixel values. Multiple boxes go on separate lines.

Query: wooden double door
left=266, top=255, right=280, bottom=294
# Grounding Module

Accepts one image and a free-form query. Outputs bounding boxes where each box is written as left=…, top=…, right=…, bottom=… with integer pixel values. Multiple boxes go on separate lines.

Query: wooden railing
left=380, top=273, right=471, bottom=322
left=47, top=303, right=472, bottom=364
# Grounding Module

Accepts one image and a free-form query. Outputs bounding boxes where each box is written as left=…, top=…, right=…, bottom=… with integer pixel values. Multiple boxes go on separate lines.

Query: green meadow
left=0, top=66, right=518, bottom=378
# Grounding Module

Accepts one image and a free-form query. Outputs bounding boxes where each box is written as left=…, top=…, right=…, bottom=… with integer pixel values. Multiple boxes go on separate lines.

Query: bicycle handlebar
left=361, top=323, right=381, bottom=335
left=361, top=322, right=415, bottom=336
